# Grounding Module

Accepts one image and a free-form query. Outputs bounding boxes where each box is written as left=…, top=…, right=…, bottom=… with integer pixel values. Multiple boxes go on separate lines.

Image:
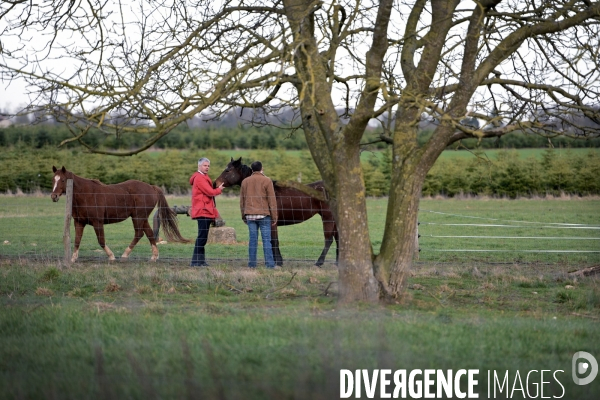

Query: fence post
left=63, top=179, right=73, bottom=267
left=414, top=222, right=420, bottom=261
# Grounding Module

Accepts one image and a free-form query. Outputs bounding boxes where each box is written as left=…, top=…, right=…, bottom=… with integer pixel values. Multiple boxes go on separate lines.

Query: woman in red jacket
left=189, top=157, right=224, bottom=267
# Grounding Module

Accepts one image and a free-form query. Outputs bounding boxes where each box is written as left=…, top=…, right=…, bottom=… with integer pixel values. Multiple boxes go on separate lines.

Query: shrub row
left=0, top=147, right=598, bottom=197
left=0, top=147, right=322, bottom=195
left=360, top=148, right=600, bottom=198
left=421, top=149, right=600, bottom=197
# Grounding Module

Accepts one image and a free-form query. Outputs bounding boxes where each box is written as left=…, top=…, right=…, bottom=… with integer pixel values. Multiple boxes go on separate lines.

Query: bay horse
left=214, top=158, right=338, bottom=267
left=51, top=166, right=189, bottom=263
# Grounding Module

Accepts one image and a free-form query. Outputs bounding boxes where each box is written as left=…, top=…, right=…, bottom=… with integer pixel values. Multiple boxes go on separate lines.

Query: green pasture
left=142, top=147, right=600, bottom=165
left=1, top=196, right=598, bottom=266
left=436, top=147, right=600, bottom=160
left=1, top=197, right=600, bottom=399
left=146, top=148, right=310, bottom=160
left=415, top=197, right=600, bottom=265
left=174, top=147, right=600, bottom=162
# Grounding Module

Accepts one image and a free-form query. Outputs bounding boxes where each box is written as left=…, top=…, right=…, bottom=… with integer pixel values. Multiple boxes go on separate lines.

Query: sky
left=1, top=0, right=589, bottom=125
left=0, top=78, right=29, bottom=113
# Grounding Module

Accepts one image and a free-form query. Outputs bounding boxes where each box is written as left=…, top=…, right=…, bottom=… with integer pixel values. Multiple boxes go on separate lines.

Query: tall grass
left=1, top=260, right=599, bottom=399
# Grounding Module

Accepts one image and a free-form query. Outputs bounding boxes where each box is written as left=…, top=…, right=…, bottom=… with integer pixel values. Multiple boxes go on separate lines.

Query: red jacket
left=189, top=172, right=222, bottom=219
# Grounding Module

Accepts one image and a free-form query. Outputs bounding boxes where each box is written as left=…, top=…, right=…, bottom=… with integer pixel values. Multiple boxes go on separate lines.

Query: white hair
left=198, top=157, right=210, bottom=164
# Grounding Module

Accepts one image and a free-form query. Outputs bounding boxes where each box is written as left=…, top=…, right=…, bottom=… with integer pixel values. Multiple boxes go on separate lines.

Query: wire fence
left=417, top=209, right=600, bottom=265
left=1, top=192, right=599, bottom=267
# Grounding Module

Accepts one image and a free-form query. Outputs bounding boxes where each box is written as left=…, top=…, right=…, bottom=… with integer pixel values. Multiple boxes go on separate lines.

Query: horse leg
left=72, top=220, right=85, bottom=263
left=271, top=225, right=283, bottom=267
left=143, top=219, right=159, bottom=261
left=92, top=221, right=115, bottom=261
left=121, top=218, right=148, bottom=260
left=315, top=220, right=336, bottom=267
left=334, top=226, right=339, bottom=265
left=315, top=237, right=333, bottom=267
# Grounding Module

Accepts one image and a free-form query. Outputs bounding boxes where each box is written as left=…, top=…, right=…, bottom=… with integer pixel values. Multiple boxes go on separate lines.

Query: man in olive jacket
left=240, top=161, right=277, bottom=268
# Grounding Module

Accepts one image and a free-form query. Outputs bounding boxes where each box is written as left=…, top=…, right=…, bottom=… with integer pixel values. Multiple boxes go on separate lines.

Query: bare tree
left=2, top=0, right=599, bottom=302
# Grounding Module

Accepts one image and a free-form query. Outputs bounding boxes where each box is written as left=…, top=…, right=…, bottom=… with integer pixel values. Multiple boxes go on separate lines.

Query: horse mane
left=67, top=170, right=107, bottom=186
left=239, top=164, right=253, bottom=179
left=89, top=178, right=108, bottom=186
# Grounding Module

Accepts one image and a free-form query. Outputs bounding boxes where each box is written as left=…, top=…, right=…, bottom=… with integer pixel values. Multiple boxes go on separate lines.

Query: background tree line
left=1, top=123, right=599, bottom=151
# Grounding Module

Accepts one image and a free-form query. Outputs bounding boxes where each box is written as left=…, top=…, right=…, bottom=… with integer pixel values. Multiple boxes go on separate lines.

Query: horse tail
left=152, top=210, right=161, bottom=241
left=153, top=186, right=191, bottom=243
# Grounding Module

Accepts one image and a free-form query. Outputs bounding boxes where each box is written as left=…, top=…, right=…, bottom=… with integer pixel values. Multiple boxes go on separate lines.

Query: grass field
left=146, top=147, right=600, bottom=162
left=1, top=197, right=599, bottom=399
left=433, top=147, right=600, bottom=160
left=1, top=195, right=598, bottom=265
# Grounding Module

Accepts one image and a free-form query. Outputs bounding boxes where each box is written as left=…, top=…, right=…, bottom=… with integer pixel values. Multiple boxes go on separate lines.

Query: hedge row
left=1, top=147, right=598, bottom=197
left=421, top=149, right=600, bottom=197
left=0, top=147, right=321, bottom=195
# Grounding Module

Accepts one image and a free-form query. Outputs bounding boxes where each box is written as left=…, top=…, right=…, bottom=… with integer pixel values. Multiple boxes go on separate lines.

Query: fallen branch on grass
left=320, top=281, right=337, bottom=297
left=571, top=312, right=599, bottom=320
left=264, top=272, right=297, bottom=299
left=568, top=265, right=600, bottom=277
left=425, top=290, right=447, bottom=308
left=210, top=272, right=250, bottom=294
left=223, top=282, right=244, bottom=293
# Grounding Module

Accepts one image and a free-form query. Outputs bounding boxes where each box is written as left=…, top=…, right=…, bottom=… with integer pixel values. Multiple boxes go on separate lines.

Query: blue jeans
left=247, top=216, right=275, bottom=268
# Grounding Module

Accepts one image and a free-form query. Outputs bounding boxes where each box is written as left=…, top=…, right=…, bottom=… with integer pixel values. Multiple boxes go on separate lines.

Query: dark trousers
left=191, top=217, right=212, bottom=266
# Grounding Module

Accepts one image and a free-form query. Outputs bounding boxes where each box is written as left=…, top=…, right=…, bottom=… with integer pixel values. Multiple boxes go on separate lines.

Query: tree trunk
left=283, top=0, right=381, bottom=303
left=374, top=116, right=448, bottom=301
left=331, top=148, right=379, bottom=303
left=374, top=151, right=426, bottom=301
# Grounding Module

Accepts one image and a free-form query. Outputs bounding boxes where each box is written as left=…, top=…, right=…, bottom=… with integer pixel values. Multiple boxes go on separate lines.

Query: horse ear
left=235, top=157, right=242, bottom=164
left=61, top=166, right=66, bottom=173
left=52, top=166, right=57, bottom=173
left=230, top=157, right=234, bottom=162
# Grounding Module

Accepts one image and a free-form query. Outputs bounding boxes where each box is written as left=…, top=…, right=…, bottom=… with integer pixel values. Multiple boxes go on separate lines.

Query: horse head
left=51, top=166, right=68, bottom=202
left=214, top=157, right=247, bottom=188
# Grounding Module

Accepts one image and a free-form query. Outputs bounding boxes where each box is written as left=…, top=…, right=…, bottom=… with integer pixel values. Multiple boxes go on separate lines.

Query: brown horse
left=214, top=158, right=338, bottom=267
left=51, top=166, right=189, bottom=262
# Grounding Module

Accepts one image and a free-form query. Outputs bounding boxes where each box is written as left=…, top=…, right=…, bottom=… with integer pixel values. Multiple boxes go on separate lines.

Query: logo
left=572, top=351, right=598, bottom=386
